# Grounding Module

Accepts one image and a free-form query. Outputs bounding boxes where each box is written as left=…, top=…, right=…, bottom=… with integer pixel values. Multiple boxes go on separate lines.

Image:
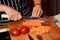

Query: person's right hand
left=5, top=6, right=22, bottom=21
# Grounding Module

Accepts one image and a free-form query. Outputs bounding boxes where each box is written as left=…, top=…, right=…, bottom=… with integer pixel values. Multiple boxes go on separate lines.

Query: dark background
left=27, top=0, right=60, bottom=16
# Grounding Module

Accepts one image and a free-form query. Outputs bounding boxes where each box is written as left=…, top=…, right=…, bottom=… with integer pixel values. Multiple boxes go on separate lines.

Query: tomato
left=20, top=26, right=30, bottom=34
left=10, top=28, right=21, bottom=36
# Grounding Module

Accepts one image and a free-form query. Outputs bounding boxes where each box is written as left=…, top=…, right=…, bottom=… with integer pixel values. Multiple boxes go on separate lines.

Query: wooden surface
left=1, top=20, right=60, bottom=40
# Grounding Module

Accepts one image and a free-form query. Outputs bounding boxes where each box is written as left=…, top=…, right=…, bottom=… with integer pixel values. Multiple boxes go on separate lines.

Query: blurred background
left=27, top=0, right=60, bottom=16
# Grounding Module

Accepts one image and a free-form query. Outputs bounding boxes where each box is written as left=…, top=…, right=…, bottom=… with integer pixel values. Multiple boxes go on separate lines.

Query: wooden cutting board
left=0, top=20, right=60, bottom=40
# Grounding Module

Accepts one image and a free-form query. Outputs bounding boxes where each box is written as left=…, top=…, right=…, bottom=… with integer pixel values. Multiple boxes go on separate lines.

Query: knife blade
left=28, top=34, right=34, bottom=40
left=22, top=16, right=58, bottom=22
left=36, top=35, right=43, bottom=40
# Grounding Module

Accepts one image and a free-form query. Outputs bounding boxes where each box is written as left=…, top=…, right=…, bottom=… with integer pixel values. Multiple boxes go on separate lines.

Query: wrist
left=34, top=4, right=42, bottom=8
left=34, top=3, right=41, bottom=7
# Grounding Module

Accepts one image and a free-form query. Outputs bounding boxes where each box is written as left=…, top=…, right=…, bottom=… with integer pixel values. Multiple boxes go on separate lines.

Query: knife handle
left=1, top=14, right=9, bottom=18
left=0, top=12, right=9, bottom=26
left=0, top=12, right=9, bottom=18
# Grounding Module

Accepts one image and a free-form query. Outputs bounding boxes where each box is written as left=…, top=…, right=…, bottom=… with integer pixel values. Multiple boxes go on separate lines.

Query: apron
left=0, top=0, right=32, bottom=17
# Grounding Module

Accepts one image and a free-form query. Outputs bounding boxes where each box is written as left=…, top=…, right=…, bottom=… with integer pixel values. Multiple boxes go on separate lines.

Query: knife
left=36, top=35, right=43, bottom=40
left=1, top=14, right=58, bottom=22
left=22, top=16, right=58, bottom=22
left=28, top=34, right=34, bottom=40
left=0, top=13, right=58, bottom=26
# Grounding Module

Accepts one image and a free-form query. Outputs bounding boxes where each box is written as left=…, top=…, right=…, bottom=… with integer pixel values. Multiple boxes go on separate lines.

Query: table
left=0, top=20, right=60, bottom=40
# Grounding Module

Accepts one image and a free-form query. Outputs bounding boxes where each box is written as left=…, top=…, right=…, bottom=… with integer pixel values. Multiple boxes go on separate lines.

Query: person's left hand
left=31, top=5, right=43, bottom=17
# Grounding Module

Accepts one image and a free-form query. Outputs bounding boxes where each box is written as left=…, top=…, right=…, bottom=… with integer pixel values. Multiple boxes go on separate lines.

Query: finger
left=41, top=10, right=43, bottom=14
left=32, top=8, right=37, bottom=17
left=10, top=15, right=15, bottom=20
left=36, top=10, right=41, bottom=17
left=14, top=14, right=18, bottom=21
left=38, top=11, right=41, bottom=17
left=18, top=13, right=22, bottom=20
left=39, top=10, right=43, bottom=17
left=10, top=12, right=16, bottom=20
left=8, top=15, right=12, bottom=20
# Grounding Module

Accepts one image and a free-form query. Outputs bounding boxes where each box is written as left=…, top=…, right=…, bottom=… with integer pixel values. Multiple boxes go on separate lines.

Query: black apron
left=0, top=0, right=32, bottom=17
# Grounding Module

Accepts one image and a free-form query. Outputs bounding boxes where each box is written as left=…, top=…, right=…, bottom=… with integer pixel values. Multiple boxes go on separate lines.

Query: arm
left=32, top=0, right=43, bottom=17
left=0, top=4, right=7, bottom=12
left=33, top=0, right=41, bottom=5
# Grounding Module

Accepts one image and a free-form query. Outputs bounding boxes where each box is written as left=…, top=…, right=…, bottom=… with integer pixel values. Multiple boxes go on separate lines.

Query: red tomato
left=20, top=26, right=30, bottom=34
left=10, top=28, right=21, bottom=36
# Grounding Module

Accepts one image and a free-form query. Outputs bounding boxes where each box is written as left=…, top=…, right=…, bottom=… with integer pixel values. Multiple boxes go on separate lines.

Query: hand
left=32, top=5, right=43, bottom=17
left=5, top=7, right=22, bottom=21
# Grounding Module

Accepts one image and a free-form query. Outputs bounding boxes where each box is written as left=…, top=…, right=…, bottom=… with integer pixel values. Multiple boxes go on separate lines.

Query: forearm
left=33, top=0, right=41, bottom=5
